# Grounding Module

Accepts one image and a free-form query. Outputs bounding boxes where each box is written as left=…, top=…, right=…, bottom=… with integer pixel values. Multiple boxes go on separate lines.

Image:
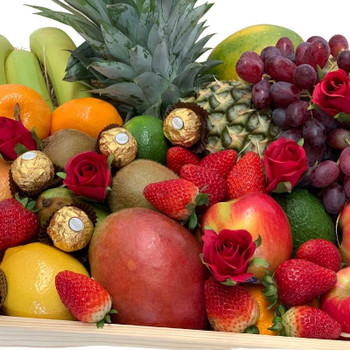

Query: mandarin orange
left=0, top=158, right=12, bottom=201
left=50, top=97, right=123, bottom=138
left=0, top=84, right=52, bottom=140
left=242, top=284, right=278, bottom=336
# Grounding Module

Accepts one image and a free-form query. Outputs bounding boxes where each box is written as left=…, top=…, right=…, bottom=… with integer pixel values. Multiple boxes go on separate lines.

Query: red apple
left=201, top=192, right=292, bottom=280
left=339, top=202, right=350, bottom=265
left=320, top=267, right=350, bottom=333
left=88, top=207, right=207, bottom=330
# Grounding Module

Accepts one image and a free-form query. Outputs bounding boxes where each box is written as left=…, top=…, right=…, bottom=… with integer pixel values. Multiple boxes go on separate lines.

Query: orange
left=242, top=284, right=278, bottom=336
left=0, top=158, right=12, bottom=201
left=51, top=97, right=123, bottom=138
left=0, top=84, right=51, bottom=140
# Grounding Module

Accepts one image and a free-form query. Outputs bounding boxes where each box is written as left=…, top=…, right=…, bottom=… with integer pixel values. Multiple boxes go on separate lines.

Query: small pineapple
left=182, top=80, right=281, bottom=154
left=32, top=0, right=280, bottom=154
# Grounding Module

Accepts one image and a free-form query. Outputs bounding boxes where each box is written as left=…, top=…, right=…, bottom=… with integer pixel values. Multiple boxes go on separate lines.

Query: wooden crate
left=0, top=316, right=348, bottom=349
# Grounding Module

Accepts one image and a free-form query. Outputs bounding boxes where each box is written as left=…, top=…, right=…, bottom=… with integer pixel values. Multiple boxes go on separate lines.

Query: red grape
left=252, top=79, right=271, bottom=109
left=329, top=34, right=349, bottom=58
left=303, top=39, right=331, bottom=69
left=276, top=37, right=294, bottom=59
left=286, top=100, right=311, bottom=127
left=303, top=141, right=325, bottom=167
left=302, top=118, right=327, bottom=147
left=295, top=42, right=311, bottom=66
left=260, top=46, right=281, bottom=65
left=235, top=51, right=264, bottom=84
left=313, top=108, right=339, bottom=131
left=265, top=55, right=296, bottom=83
left=279, top=129, right=302, bottom=143
left=343, top=176, right=350, bottom=198
left=339, top=147, right=350, bottom=176
left=307, top=36, right=327, bottom=44
left=272, top=107, right=288, bottom=129
left=327, top=128, right=350, bottom=150
left=270, top=81, right=300, bottom=108
left=322, top=183, right=347, bottom=214
left=309, top=160, right=340, bottom=188
left=293, top=64, right=317, bottom=90
left=337, top=50, right=350, bottom=74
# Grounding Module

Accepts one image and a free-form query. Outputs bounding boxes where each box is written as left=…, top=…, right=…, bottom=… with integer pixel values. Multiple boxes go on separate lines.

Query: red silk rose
left=0, top=117, right=37, bottom=160
left=313, top=69, right=350, bottom=116
left=202, top=228, right=256, bottom=284
left=64, top=151, right=111, bottom=202
left=264, top=138, right=308, bottom=193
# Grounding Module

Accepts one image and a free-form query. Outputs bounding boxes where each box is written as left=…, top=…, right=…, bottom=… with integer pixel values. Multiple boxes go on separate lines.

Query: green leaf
left=334, top=112, right=350, bottom=122
left=195, top=192, right=209, bottom=207
left=297, top=138, right=304, bottom=147
left=89, top=60, right=135, bottom=81
left=272, top=181, right=293, bottom=194
left=254, top=235, right=262, bottom=249
left=249, top=257, right=270, bottom=269
left=317, top=65, right=325, bottom=81
left=56, top=172, right=67, bottom=180
left=109, top=309, right=118, bottom=314
left=96, top=320, right=105, bottom=328
left=14, top=144, right=29, bottom=157
left=188, top=211, right=198, bottom=230
left=107, top=153, right=115, bottom=168
left=129, top=45, right=152, bottom=75
left=244, top=325, right=260, bottom=334
left=307, top=103, right=319, bottom=110
left=221, top=278, right=237, bottom=287
left=30, top=127, right=41, bottom=151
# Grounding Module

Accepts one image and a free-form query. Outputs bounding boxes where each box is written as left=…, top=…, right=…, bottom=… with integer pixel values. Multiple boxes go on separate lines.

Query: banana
left=29, top=27, right=91, bottom=106
left=0, top=34, right=14, bottom=85
left=5, top=49, right=54, bottom=110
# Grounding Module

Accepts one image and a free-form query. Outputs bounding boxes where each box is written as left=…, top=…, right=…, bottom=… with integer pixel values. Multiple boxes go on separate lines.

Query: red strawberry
left=0, top=197, right=39, bottom=251
left=281, top=305, right=342, bottom=339
left=143, top=178, right=206, bottom=226
left=55, top=270, right=116, bottom=327
left=200, top=150, right=238, bottom=178
left=227, top=152, right=266, bottom=199
left=204, top=276, right=260, bottom=332
left=296, top=239, right=342, bottom=272
left=180, top=164, right=228, bottom=207
left=166, top=146, right=200, bottom=175
left=273, top=259, right=337, bottom=307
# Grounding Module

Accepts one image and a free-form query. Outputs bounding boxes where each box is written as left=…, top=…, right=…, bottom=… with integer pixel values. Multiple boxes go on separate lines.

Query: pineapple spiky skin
left=182, top=80, right=281, bottom=154
left=30, top=0, right=221, bottom=120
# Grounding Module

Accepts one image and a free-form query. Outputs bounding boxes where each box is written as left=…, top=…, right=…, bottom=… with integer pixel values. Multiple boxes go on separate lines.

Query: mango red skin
left=88, top=207, right=207, bottom=330
left=202, top=192, right=293, bottom=280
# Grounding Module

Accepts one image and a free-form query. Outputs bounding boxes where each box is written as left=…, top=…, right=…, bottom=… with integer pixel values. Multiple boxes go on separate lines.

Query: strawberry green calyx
left=262, top=271, right=279, bottom=308
left=269, top=304, right=287, bottom=335
left=14, top=193, right=37, bottom=212
left=185, top=192, right=209, bottom=230
left=96, top=309, right=118, bottom=329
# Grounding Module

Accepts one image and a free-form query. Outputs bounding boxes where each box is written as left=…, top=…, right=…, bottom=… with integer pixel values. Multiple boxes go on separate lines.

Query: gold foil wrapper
left=163, top=108, right=202, bottom=147
left=47, top=206, right=94, bottom=252
left=99, top=127, right=138, bottom=168
left=10, top=151, right=55, bottom=194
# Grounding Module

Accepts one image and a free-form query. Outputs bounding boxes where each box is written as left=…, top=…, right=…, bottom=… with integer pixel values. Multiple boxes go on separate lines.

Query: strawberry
left=0, top=196, right=39, bottom=251
left=180, top=164, right=228, bottom=207
left=280, top=305, right=342, bottom=339
left=143, top=179, right=207, bottom=228
left=296, top=239, right=342, bottom=272
left=166, top=146, right=200, bottom=175
left=204, top=276, right=260, bottom=332
left=273, top=259, right=337, bottom=307
left=227, top=152, right=266, bottom=199
left=55, top=270, right=116, bottom=327
left=200, top=150, right=238, bottom=178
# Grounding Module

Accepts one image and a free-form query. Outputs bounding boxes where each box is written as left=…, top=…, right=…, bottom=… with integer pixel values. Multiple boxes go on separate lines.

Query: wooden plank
left=0, top=316, right=349, bottom=349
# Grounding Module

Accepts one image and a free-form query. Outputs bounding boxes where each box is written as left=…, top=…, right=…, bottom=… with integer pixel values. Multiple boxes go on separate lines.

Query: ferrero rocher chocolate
left=47, top=206, right=94, bottom=252
left=163, top=107, right=202, bottom=147
left=98, top=127, right=138, bottom=168
left=10, top=150, right=55, bottom=194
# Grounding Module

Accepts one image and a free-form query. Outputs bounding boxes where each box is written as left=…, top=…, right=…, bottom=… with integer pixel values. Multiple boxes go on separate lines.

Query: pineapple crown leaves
left=29, top=0, right=221, bottom=118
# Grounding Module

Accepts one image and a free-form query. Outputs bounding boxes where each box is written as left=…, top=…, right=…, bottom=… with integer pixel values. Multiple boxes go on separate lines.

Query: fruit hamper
left=0, top=0, right=350, bottom=349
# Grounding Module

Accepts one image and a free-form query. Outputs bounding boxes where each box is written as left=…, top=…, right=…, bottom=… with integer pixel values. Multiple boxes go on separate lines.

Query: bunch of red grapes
left=236, top=34, right=350, bottom=215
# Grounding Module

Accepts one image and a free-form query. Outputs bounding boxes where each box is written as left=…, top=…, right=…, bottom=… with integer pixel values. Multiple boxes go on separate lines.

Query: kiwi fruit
left=108, top=159, right=178, bottom=212
left=41, top=129, right=96, bottom=169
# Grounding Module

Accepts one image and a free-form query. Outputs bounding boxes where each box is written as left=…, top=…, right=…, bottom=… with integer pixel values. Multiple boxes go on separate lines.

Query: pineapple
left=182, top=80, right=281, bottom=154
left=31, top=0, right=280, bottom=154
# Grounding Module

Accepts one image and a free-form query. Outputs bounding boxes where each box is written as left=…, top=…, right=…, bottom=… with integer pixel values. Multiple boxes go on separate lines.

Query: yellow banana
left=29, top=27, right=91, bottom=106
left=5, top=49, right=54, bottom=110
left=0, top=34, right=14, bottom=85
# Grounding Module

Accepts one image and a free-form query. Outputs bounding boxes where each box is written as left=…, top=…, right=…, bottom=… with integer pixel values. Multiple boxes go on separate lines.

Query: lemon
left=125, top=115, right=169, bottom=164
left=0, top=242, right=89, bottom=320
